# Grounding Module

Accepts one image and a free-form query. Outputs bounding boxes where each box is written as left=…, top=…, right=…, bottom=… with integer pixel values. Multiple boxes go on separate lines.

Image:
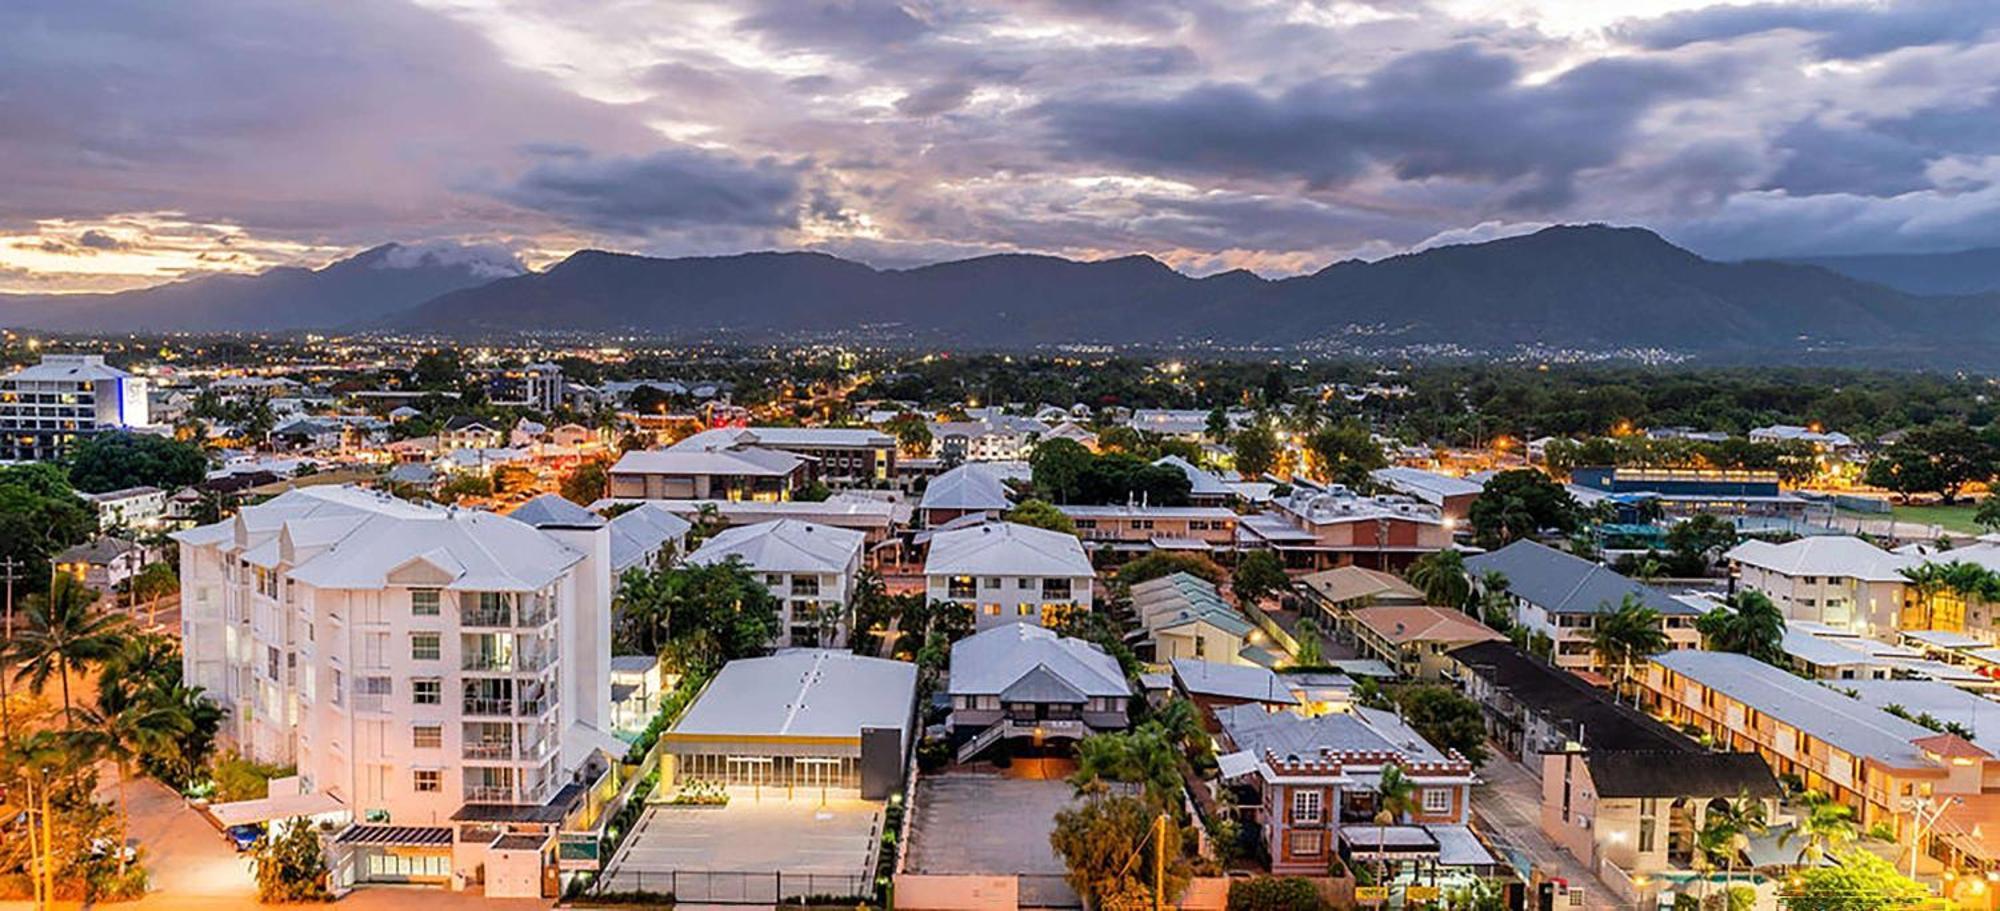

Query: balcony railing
left=352, top=693, right=389, bottom=713
left=463, top=785, right=516, bottom=803
left=463, top=741, right=514, bottom=761
left=462, top=649, right=555, bottom=673
left=462, top=697, right=517, bottom=717
left=461, top=606, right=512, bottom=627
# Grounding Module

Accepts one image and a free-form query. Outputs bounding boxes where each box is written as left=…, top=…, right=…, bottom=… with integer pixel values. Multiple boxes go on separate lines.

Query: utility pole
left=1154, top=812, right=1166, bottom=911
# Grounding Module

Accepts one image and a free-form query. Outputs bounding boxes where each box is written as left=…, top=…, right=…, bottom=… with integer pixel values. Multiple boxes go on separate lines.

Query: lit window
left=413, top=725, right=442, bottom=749
left=1291, top=830, right=1323, bottom=856
left=413, top=769, right=441, bottom=793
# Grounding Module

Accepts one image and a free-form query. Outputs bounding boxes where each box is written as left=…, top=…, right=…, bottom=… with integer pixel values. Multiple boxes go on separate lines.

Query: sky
left=7, top=0, right=2000, bottom=292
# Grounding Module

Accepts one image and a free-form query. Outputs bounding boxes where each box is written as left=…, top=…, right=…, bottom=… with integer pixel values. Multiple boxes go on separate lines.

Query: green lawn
left=1889, top=502, right=1986, bottom=535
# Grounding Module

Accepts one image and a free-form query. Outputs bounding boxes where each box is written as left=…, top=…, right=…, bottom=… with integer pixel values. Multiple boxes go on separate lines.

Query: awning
left=334, top=824, right=453, bottom=847
left=1216, top=750, right=1261, bottom=781
left=1429, top=825, right=1499, bottom=867
left=1149, top=536, right=1212, bottom=551
left=209, top=791, right=346, bottom=828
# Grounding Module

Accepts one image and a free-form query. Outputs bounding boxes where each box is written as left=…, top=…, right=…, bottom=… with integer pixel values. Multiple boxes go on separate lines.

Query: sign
left=1355, top=886, right=1391, bottom=902
left=1406, top=886, right=1441, bottom=901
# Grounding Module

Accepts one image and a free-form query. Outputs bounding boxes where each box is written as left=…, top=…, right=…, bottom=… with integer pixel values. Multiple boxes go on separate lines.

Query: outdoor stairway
left=956, top=719, right=1008, bottom=764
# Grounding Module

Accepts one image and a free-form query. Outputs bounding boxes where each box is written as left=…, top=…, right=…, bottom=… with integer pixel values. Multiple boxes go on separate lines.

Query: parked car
left=225, top=823, right=264, bottom=852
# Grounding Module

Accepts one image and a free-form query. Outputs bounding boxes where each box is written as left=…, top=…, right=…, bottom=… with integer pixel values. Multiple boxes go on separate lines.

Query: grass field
left=1890, top=502, right=1986, bottom=535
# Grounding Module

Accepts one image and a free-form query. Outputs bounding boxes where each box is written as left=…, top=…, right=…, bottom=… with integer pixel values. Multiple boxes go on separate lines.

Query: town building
left=673, top=426, right=896, bottom=486
left=1298, top=566, right=1425, bottom=624
left=1342, top=605, right=1502, bottom=682
left=915, top=461, right=1023, bottom=527
left=1154, top=455, right=1236, bottom=507
left=1542, top=749, right=1779, bottom=881
left=662, top=650, right=916, bottom=799
left=1238, top=484, right=1450, bottom=573
left=1465, top=540, right=1702, bottom=672
left=1171, top=658, right=1298, bottom=725
left=55, top=535, right=146, bottom=594
left=947, top=623, right=1131, bottom=762
left=81, top=485, right=168, bottom=531
left=923, top=521, right=1095, bottom=629
left=1568, top=467, right=1814, bottom=522
left=171, top=485, right=623, bottom=890
left=0, top=354, right=151, bottom=461
left=1129, top=573, right=1258, bottom=665
left=682, top=519, right=865, bottom=647
left=928, top=415, right=1050, bottom=462
left=1748, top=424, right=1855, bottom=452
left=596, top=496, right=900, bottom=549
left=522, top=363, right=564, bottom=412
left=1059, top=504, right=1239, bottom=555
left=1368, top=467, right=1483, bottom=526
left=1450, top=641, right=1703, bottom=775
left=607, top=446, right=814, bottom=501
left=438, top=416, right=507, bottom=452
left=1726, top=536, right=1913, bottom=637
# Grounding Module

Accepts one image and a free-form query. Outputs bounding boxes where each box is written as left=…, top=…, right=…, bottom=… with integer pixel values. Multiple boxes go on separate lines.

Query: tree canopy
left=1865, top=423, right=1997, bottom=503
left=0, top=464, right=97, bottom=595
left=1006, top=499, right=1078, bottom=535
left=1467, top=469, right=1578, bottom=548
left=66, top=432, right=209, bottom=495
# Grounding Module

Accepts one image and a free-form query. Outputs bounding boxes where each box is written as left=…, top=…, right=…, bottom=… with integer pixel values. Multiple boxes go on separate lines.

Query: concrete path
left=1469, top=749, right=1622, bottom=911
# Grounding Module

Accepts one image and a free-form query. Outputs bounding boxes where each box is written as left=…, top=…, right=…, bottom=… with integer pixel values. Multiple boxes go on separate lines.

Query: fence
left=589, top=869, right=873, bottom=904
left=1017, top=873, right=1083, bottom=908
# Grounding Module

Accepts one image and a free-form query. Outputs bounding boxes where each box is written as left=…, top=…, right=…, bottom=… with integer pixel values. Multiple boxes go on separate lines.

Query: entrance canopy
left=210, top=791, right=346, bottom=829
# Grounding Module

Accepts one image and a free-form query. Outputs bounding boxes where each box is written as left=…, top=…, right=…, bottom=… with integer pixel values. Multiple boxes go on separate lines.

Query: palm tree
left=1406, top=550, right=1471, bottom=609
left=1373, top=764, right=1417, bottom=885
left=96, top=631, right=182, bottom=716
left=7, top=573, right=131, bottom=724
left=1069, top=724, right=1181, bottom=809
left=1293, top=617, right=1325, bottom=666
left=1779, top=791, right=1857, bottom=867
left=4, top=729, right=69, bottom=906
left=1475, top=571, right=1514, bottom=630
left=154, top=683, right=226, bottom=790
left=1587, top=594, right=1667, bottom=700
left=1899, top=563, right=1947, bottom=629
left=74, top=698, right=191, bottom=873
left=1700, top=792, right=1769, bottom=891
left=1699, top=590, right=1787, bottom=665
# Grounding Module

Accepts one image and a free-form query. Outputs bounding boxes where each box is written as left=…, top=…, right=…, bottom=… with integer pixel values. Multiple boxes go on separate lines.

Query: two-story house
left=947, top=623, right=1131, bottom=762
left=682, top=519, right=865, bottom=647
left=924, top=521, right=1095, bottom=629
left=1466, top=540, right=1702, bottom=672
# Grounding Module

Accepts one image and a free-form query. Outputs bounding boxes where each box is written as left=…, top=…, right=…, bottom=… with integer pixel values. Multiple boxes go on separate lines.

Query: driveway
left=1470, top=750, right=1621, bottom=911
left=905, top=773, right=1082, bottom=908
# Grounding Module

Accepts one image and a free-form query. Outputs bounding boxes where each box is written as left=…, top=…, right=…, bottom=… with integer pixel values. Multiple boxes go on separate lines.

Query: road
left=1470, top=749, right=1622, bottom=911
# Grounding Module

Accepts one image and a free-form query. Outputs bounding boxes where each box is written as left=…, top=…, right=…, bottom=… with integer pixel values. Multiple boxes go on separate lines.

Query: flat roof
left=668, top=650, right=916, bottom=742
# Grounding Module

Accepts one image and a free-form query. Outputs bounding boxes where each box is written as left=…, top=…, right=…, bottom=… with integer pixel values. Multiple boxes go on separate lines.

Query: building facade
left=923, top=521, right=1096, bottom=629
left=0, top=354, right=151, bottom=461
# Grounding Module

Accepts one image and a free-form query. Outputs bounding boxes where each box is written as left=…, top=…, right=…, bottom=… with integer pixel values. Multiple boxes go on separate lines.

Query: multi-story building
left=924, top=521, right=1095, bottom=629
left=1238, top=483, right=1450, bottom=572
left=1368, top=467, right=1484, bottom=526
left=522, top=363, right=564, bottom=412
left=438, top=416, right=506, bottom=452
left=172, top=486, right=620, bottom=889
left=928, top=415, right=1050, bottom=463
left=1726, top=536, right=1913, bottom=637
left=81, top=485, right=168, bottom=531
left=682, top=518, right=865, bottom=647
left=1466, top=540, right=1702, bottom=672
left=607, top=446, right=813, bottom=501
left=1058, top=504, right=1239, bottom=555
left=0, top=354, right=151, bottom=461
left=1568, top=467, right=1814, bottom=522
left=673, top=426, right=896, bottom=486
left=915, top=461, right=1022, bottom=527
left=1643, top=649, right=2000, bottom=877
left=947, top=623, right=1131, bottom=762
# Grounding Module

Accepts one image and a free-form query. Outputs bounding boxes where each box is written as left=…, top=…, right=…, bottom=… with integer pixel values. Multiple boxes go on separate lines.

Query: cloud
left=1620, top=0, right=2000, bottom=60
left=487, top=148, right=806, bottom=236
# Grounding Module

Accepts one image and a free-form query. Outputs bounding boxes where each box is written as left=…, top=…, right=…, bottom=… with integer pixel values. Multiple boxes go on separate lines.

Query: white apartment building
left=924, top=521, right=1095, bottom=630
left=1465, top=540, right=1702, bottom=671
left=82, top=485, right=168, bottom=531
left=1, top=354, right=151, bottom=461
left=174, top=486, right=620, bottom=888
left=1726, top=537, right=1914, bottom=637
left=682, top=519, right=865, bottom=647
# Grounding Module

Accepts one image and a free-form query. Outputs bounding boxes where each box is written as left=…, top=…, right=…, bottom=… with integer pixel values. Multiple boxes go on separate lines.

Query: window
left=791, top=576, right=820, bottom=597
left=949, top=576, right=977, bottom=599
left=413, top=725, right=442, bottom=749
left=411, top=588, right=440, bottom=616
left=983, top=604, right=1001, bottom=617
left=331, top=670, right=345, bottom=707
left=765, top=573, right=784, bottom=587
left=413, top=769, right=441, bottom=793
left=1290, top=830, right=1323, bottom=856
left=412, top=678, right=442, bottom=705
left=1017, top=603, right=1034, bottom=616
left=411, top=633, right=441, bottom=661
left=1422, top=788, right=1451, bottom=814
left=986, top=578, right=1002, bottom=589
left=1290, top=789, right=1322, bottom=824
left=1042, top=578, right=1072, bottom=601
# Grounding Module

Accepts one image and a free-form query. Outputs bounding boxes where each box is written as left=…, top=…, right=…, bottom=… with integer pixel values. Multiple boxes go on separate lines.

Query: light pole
left=1903, top=795, right=1962, bottom=880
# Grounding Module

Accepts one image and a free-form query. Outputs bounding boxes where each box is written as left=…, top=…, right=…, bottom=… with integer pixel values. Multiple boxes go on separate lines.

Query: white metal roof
left=1153, top=455, right=1233, bottom=497
left=670, top=650, right=917, bottom=740
left=1653, top=650, right=1936, bottom=769
left=611, top=447, right=804, bottom=477
left=1369, top=467, right=1484, bottom=504
left=918, top=462, right=1021, bottom=512
left=948, top=623, right=1128, bottom=698
left=1171, top=658, right=1298, bottom=704
left=1727, top=536, right=1916, bottom=582
left=684, top=519, right=864, bottom=575
left=923, top=521, right=1093, bottom=578
left=3, top=354, right=132, bottom=382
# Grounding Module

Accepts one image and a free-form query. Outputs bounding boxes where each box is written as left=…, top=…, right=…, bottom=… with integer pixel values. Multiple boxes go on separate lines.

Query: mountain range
left=7, top=225, right=2000, bottom=359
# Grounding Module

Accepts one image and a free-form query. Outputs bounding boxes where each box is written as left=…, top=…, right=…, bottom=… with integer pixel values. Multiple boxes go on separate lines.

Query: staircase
left=956, top=720, right=1010, bottom=764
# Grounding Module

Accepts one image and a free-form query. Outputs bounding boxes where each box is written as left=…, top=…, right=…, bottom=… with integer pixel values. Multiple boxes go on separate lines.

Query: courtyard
left=597, top=790, right=882, bottom=902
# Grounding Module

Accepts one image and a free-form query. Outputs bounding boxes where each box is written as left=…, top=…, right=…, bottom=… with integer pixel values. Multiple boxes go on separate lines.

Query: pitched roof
left=1299, top=566, right=1424, bottom=605
left=948, top=623, right=1128, bottom=698
left=924, top=521, right=1092, bottom=578
left=1369, top=467, right=1484, bottom=504
left=1725, top=536, right=1915, bottom=582
left=1171, top=658, right=1298, bottom=704
left=56, top=536, right=138, bottom=565
left=1465, top=539, right=1699, bottom=615
left=608, top=503, right=692, bottom=575
left=1216, top=703, right=1451, bottom=764
left=508, top=493, right=606, bottom=529
left=684, top=519, right=863, bottom=575
left=919, top=462, right=1019, bottom=512
left=1154, top=455, right=1232, bottom=497
left=1448, top=641, right=1697, bottom=753
left=1652, top=649, right=1939, bottom=769
left=611, top=446, right=805, bottom=477
left=1585, top=750, right=1779, bottom=799
left=1348, top=605, right=1504, bottom=646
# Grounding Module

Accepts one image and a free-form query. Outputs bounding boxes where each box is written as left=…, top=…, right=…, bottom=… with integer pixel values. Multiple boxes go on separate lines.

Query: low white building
left=1726, top=536, right=1914, bottom=637
left=683, top=519, right=865, bottom=647
left=81, top=485, right=168, bottom=531
left=924, top=521, right=1095, bottom=629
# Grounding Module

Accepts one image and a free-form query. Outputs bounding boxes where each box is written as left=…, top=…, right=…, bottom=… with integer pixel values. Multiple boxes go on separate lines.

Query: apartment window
left=1042, top=578, right=1072, bottom=601
left=791, top=576, right=820, bottom=597
left=413, top=724, right=442, bottom=749
left=1422, top=788, right=1451, bottom=815
left=949, top=576, right=977, bottom=599
left=983, top=604, right=1001, bottom=617
left=411, top=588, right=440, bottom=617
left=360, top=676, right=392, bottom=697
left=1290, top=830, right=1324, bottom=857
left=985, top=578, right=1002, bottom=589
left=413, top=769, right=441, bottom=793
left=412, top=678, right=442, bottom=705
left=266, top=646, right=281, bottom=680
left=331, top=670, right=345, bottom=707
left=411, top=633, right=441, bottom=661
left=1290, top=789, right=1323, bottom=824
left=766, top=573, right=784, bottom=587
left=1017, top=604, right=1034, bottom=616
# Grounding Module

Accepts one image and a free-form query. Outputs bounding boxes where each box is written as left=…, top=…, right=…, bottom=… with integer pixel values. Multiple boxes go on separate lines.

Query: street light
left=1902, top=795, right=1963, bottom=880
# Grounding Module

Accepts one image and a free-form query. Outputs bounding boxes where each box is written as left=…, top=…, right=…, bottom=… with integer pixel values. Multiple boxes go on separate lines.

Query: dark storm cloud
left=735, top=0, right=937, bottom=51
left=1623, top=0, right=2000, bottom=59
left=488, top=148, right=806, bottom=234
left=895, top=80, right=977, bottom=116
left=1761, top=120, right=1938, bottom=197
left=1037, top=44, right=1724, bottom=211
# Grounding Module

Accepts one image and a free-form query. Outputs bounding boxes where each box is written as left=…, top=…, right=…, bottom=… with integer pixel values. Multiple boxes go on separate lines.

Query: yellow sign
left=1355, top=886, right=1391, bottom=902
left=1406, top=886, right=1441, bottom=901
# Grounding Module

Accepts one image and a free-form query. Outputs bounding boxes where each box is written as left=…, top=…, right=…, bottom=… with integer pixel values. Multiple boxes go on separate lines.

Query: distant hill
left=387, top=225, right=1993, bottom=353
left=1779, top=247, right=2000, bottom=296
left=0, top=242, right=523, bottom=332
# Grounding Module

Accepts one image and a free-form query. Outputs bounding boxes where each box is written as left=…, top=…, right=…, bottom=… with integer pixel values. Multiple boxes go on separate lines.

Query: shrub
left=1227, top=876, right=1327, bottom=911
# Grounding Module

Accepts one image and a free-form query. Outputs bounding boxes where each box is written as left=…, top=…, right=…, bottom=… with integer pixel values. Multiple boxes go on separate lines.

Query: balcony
left=463, top=785, right=516, bottom=804
left=462, top=648, right=555, bottom=674
left=461, top=605, right=512, bottom=627
left=462, top=697, right=517, bottom=717
left=463, top=741, right=514, bottom=761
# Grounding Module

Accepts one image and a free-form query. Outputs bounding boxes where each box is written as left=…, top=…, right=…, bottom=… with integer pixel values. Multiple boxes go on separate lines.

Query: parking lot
left=905, top=772, right=1085, bottom=907
left=598, top=791, right=882, bottom=900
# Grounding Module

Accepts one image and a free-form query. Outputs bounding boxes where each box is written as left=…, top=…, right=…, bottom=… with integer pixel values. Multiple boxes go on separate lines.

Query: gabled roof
left=670, top=649, right=917, bottom=740
left=1171, top=658, right=1297, bottom=704
left=611, top=447, right=805, bottom=477
left=1299, top=565, right=1423, bottom=605
left=1465, top=539, right=1699, bottom=615
left=608, top=503, right=692, bottom=575
left=1349, top=605, right=1503, bottom=646
left=1448, top=641, right=1697, bottom=753
left=1154, top=455, right=1232, bottom=497
left=56, top=536, right=137, bottom=565
left=1001, top=665, right=1089, bottom=703
left=924, top=521, right=1092, bottom=578
left=508, top=493, right=606, bottom=529
left=1652, top=649, right=1939, bottom=769
left=949, top=623, right=1128, bottom=698
left=1726, top=536, right=1915, bottom=582
left=919, top=462, right=1019, bottom=512
left=684, top=519, right=863, bottom=575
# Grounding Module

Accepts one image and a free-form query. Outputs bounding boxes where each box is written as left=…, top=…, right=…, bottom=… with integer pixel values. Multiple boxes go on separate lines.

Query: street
left=1469, top=748, right=1622, bottom=911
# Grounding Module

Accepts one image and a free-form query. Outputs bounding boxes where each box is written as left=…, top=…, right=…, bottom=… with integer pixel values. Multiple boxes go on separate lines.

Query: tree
left=1231, top=424, right=1280, bottom=479
left=410, top=349, right=462, bottom=390
left=1475, top=571, right=1515, bottom=631
left=885, top=412, right=934, bottom=456
left=1070, top=725, right=1182, bottom=808
left=250, top=818, right=331, bottom=902
left=1232, top=550, right=1291, bottom=604
left=1205, top=407, right=1230, bottom=443
left=1406, top=550, right=1471, bottom=609
left=7, top=574, right=130, bottom=724
left=1779, top=791, right=1857, bottom=867
left=794, top=479, right=833, bottom=502
left=1467, top=469, right=1578, bottom=548
left=1865, top=424, right=1995, bottom=503
left=1031, top=437, right=1096, bottom=502
left=614, top=559, right=782, bottom=665
left=1226, top=876, right=1327, bottom=911
left=1292, top=617, right=1325, bottom=667
left=437, top=472, right=494, bottom=503
left=1391, top=686, right=1489, bottom=766
left=1006, top=499, right=1078, bottom=535
left=1979, top=497, right=2000, bottom=533
left=129, top=562, right=179, bottom=627
left=491, top=464, right=539, bottom=496
left=145, top=683, right=224, bottom=791
left=66, top=431, right=210, bottom=495
left=0, top=463, right=97, bottom=597
left=1586, top=594, right=1667, bottom=698
left=1699, top=792, right=1768, bottom=885
left=1368, top=763, right=1418, bottom=883
left=1665, top=514, right=1737, bottom=575
left=1696, top=590, right=1786, bottom=665
left=1049, top=793, right=1190, bottom=910
left=73, top=698, right=189, bottom=874
left=1304, top=420, right=1385, bottom=487
left=1783, top=848, right=1928, bottom=911
left=561, top=459, right=610, bottom=505
left=1117, top=552, right=1227, bottom=587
